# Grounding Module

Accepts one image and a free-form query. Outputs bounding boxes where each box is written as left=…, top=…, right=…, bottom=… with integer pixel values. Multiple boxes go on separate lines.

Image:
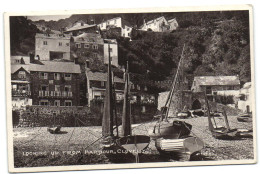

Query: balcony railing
left=12, top=90, right=31, bottom=97
left=39, top=91, right=73, bottom=98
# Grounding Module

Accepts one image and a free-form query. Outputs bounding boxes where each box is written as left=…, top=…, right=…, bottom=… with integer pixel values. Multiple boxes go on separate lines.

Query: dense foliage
left=10, top=11, right=251, bottom=85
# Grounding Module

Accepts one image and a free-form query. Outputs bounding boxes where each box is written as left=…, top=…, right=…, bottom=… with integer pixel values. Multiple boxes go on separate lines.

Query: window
left=54, top=100, right=60, bottom=106
left=43, top=41, right=48, bottom=45
left=54, top=73, right=60, bottom=80
left=18, top=71, right=26, bottom=79
left=76, top=43, right=81, bottom=48
left=55, top=85, right=60, bottom=91
left=64, top=74, right=72, bottom=80
left=137, top=85, right=141, bottom=90
left=84, top=44, right=89, bottom=48
left=64, top=85, right=71, bottom=92
left=41, top=85, right=49, bottom=91
left=206, top=86, right=212, bottom=94
left=40, top=72, right=48, bottom=79
left=66, top=43, right=70, bottom=46
left=109, top=48, right=113, bottom=52
left=93, top=53, right=98, bottom=58
left=92, top=45, right=98, bottom=49
left=228, top=86, right=234, bottom=90
left=128, top=33, right=130, bottom=36
left=101, top=81, right=105, bottom=87
left=58, top=42, right=62, bottom=46
left=65, top=100, right=72, bottom=106
left=39, top=100, right=49, bottom=106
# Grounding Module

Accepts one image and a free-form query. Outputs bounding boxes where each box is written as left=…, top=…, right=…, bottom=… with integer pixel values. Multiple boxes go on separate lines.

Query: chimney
left=74, top=57, right=79, bottom=64
left=20, top=57, right=25, bottom=64
left=29, top=53, right=35, bottom=63
left=36, top=55, right=40, bottom=60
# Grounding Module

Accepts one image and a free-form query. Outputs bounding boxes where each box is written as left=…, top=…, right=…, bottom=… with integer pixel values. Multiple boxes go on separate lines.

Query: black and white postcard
left=4, top=5, right=256, bottom=173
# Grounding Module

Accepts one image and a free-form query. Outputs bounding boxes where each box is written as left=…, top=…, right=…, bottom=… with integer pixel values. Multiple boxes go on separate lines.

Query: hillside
left=10, top=10, right=251, bottom=86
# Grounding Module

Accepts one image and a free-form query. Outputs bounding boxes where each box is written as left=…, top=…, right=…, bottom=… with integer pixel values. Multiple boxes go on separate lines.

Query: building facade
left=71, top=33, right=105, bottom=68
left=191, top=76, right=241, bottom=95
left=98, top=17, right=132, bottom=38
left=104, top=39, right=118, bottom=67
left=29, top=61, right=81, bottom=106
left=11, top=65, right=32, bottom=110
left=35, top=33, right=71, bottom=61
left=140, top=16, right=178, bottom=32
left=237, top=82, right=252, bottom=113
left=86, top=70, right=125, bottom=105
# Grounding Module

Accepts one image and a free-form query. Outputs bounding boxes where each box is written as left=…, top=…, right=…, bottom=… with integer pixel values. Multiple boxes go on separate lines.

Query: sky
left=27, top=15, right=71, bottom=21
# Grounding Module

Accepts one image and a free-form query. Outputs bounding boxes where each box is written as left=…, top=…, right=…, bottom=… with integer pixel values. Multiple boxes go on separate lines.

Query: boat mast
left=122, top=61, right=131, bottom=136
left=102, top=43, right=114, bottom=137
left=165, top=44, right=186, bottom=119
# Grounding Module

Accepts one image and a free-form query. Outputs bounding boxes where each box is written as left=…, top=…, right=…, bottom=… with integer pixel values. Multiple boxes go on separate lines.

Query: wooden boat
left=204, top=93, right=252, bottom=139
left=47, top=113, right=62, bottom=134
left=101, top=51, right=150, bottom=163
left=150, top=45, right=204, bottom=160
left=155, top=136, right=204, bottom=161
left=47, top=126, right=62, bottom=134
left=237, top=114, right=252, bottom=122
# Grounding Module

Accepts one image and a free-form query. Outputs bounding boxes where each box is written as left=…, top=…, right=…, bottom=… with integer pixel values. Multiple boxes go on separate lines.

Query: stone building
left=35, top=33, right=71, bottom=61
left=104, top=39, right=118, bottom=67
left=71, top=33, right=105, bottom=68
left=29, top=60, right=81, bottom=106
left=140, top=16, right=178, bottom=32
left=85, top=70, right=125, bottom=105
left=11, top=65, right=32, bottom=110
left=237, top=82, right=252, bottom=113
left=191, top=76, right=240, bottom=96
left=98, top=17, right=133, bottom=38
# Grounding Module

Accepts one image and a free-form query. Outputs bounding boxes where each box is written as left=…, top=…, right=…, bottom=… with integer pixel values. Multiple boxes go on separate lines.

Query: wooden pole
left=102, top=43, right=114, bottom=137
left=122, top=61, right=131, bottom=136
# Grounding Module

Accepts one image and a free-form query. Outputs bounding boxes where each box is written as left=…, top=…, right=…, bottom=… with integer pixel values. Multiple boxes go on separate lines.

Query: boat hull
left=155, top=136, right=204, bottom=161
left=237, top=114, right=252, bottom=122
left=149, top=121, right=192, bottom=139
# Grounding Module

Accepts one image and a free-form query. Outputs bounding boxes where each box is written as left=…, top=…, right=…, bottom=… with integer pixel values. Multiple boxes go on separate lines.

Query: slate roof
left=11, top=65, right=30, bottom=74
left=72, top=33, right=104, bottom=44
left=168, top=18, right=177, bottom=23
left=140, top=16, right=166, bottom=28
left=35, top=33, right=70, bottom=39
left=29, top=61, right=81, bottom=73
left=193, top=76, right=240, bottom=86
left=65, top=23, right=96, bottom=32
left=11, top=61, right=81, bottom=74
left=86, top=70, right=124, bottom=83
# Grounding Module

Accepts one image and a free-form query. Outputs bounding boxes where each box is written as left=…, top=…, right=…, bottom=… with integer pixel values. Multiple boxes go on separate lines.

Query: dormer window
left=76, top=43, right=81, bottom=48
left=84, top=44, right=89, bottom=48
left=18, top=71, right=26, bottom=79
left=64, top=73, right=72, bottom=80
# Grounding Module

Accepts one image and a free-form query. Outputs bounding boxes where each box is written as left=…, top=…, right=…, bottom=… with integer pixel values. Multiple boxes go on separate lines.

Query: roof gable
left=193, top=76, right=240, bottom=86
